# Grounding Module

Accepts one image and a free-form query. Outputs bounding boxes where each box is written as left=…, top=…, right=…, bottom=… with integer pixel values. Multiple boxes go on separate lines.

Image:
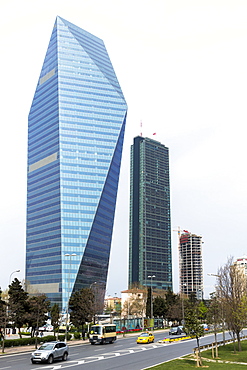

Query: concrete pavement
left=0, top=337, right=90, bottom=356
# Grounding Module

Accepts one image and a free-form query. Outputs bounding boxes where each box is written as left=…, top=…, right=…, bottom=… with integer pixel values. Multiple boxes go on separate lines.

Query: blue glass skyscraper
left=26, top=16, right=127, bottom=310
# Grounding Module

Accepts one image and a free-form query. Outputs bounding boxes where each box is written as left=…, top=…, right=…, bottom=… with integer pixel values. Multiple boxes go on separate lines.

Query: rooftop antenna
left=140, top=120, right=142, bottom=136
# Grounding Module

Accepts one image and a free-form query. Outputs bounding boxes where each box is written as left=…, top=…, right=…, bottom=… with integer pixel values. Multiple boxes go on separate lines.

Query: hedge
left=0, top=333, right=73, bottom=348
left=74, top=332, right=81, bottom=340
left=0, top=335, right=55, bottom=348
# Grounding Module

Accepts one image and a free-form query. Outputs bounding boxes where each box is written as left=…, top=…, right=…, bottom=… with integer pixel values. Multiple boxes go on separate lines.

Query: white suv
left=31, top=341, right=69, bottom=364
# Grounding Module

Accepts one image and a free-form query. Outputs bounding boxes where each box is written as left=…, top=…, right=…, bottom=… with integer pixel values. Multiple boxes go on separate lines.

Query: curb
left=0, top=329, right=167, bottom=356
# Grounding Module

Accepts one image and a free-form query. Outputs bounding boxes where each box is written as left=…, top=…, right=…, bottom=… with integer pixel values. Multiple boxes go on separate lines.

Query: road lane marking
left=37, top=343, right=177, bottom=369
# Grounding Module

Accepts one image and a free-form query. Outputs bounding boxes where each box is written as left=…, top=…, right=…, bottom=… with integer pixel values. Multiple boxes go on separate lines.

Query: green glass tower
left=26, top=16, right=127, bottom=310
left=129, top=136, right=172, bottom=290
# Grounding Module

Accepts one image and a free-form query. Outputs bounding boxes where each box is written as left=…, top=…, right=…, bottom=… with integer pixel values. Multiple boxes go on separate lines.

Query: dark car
left=31, top=341, right=69, bottom=364
left=169, top=326, right=183, bottom=335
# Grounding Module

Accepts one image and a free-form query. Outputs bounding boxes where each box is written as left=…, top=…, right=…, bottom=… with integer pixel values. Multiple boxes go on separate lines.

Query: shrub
left=58, top=333, right=72, bottom=341
left=73, top=332, right=81, bottom=340
left=0, top=335, right=56, bottom=348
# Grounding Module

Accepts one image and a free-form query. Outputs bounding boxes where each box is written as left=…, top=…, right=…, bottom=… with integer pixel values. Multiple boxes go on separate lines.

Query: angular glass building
left=26, top=16, right=127, bottom=310
left=129, top=136, right=172, bottom=290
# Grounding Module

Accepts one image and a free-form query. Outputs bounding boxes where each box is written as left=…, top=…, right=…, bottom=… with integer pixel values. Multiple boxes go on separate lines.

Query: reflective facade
left=26, top=17, right=127, bottom=310
left=129, top=136, right=172, bottom=290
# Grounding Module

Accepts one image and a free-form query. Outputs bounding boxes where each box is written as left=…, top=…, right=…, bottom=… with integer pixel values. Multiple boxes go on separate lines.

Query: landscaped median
left=158, top=335, right=193, bottom=343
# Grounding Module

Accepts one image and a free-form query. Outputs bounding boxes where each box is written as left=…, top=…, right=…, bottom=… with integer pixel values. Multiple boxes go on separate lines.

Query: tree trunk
left=18, top=327, right=22, bottom=338
left=196, top=337, right=202, bottom=367
left=1, top=329, right=5, bottom=353
left=237, top=331, right=242, bottom=352
left=214, top=331, right=218, bottom=357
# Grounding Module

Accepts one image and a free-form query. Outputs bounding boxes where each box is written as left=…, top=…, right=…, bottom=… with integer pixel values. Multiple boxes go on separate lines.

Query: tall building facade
left=129, top=136, right=172, bottom=291
left=179, top=231, right=203, bottom=299
left=26, top=17, right=127, bottom=310
left=234, top=255, right=247, bottom=276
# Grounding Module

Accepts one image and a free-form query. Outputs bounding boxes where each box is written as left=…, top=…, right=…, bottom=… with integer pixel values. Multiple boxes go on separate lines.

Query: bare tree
left=207, top=293, right=222, bottom=358
left=216, top=257, right=247, bottom=352
left=122, top=288, right=146, bottom=318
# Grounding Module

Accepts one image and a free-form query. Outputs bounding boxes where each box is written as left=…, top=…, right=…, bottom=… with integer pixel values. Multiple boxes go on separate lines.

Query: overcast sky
left=1, top=0, right=247, bottom=299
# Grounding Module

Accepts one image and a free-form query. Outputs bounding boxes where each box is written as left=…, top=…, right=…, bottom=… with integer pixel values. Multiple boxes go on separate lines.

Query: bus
left=89, top=324, right=117, bottom=345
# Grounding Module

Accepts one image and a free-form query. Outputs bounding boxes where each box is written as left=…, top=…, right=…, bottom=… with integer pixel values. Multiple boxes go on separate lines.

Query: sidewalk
left=0, top=338, right=89, bottom=356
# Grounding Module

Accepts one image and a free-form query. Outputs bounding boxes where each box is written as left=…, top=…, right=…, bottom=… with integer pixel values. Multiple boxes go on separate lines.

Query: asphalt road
left=0, top=330, right=242, bottom=370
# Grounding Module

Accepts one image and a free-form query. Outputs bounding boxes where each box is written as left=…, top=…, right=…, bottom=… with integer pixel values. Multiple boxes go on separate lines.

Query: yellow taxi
left=136, top=332, right=154, bottom=344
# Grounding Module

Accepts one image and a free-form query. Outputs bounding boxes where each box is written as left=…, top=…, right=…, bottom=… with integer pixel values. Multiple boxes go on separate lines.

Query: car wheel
left=47, top=355, right=53, bottom=364
left=62, top=352, right=68, bottom=361
left=91, top=342, right=95, bottom=345
left=31, top=359, right=35, bottom=364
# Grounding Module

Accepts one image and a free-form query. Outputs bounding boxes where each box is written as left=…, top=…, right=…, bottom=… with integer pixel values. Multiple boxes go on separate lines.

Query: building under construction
left=179, top=231, right=203, bottom=300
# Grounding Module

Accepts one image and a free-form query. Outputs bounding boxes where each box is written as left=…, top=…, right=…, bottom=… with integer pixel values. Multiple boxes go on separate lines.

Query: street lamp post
left=148, top=275, right=155, bottom=329
left=64, top=254, right=77, bottom=343
left=9, top=270, right=21, bottom=286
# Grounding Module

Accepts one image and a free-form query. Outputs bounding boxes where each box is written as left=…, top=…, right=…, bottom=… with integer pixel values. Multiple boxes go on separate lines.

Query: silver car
left=31, top=341, right=69, bottom=364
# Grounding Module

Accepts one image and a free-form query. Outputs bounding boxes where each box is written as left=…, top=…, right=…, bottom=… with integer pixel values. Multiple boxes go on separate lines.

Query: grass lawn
left=144, top=340, right=247, bottom=369
left=202, top=340, right=247, bottom=363
left=145, top=358, right=247, bottom=369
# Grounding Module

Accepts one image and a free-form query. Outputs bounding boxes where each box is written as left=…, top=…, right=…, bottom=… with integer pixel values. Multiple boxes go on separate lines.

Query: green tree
left=26, top=294, right=50, bottom=347
left=165, top=288, right=177, bottom=307
left=183, top=303, right=204, bottom=367
left=197, top=300, right=208, bottom=322
left=69, top=288, right=94, bottom=336
left=27, top=295, right=50, bottom=332
left=8, top=278, right=28, bottom=338
left=146, top=287, right=151, bottom=318
left=50, top=303, right=60, bottom=337
left=165, top=289, right=182, bottom=323
left=153, top=296, right=166, bottom=317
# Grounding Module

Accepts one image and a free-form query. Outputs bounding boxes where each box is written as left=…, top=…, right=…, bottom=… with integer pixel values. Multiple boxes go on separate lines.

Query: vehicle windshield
left=91, top=326, right=102, bottom=334
left=38, top=343, right=54, bottom=350
left=140, top=333, right=148, bottom=337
